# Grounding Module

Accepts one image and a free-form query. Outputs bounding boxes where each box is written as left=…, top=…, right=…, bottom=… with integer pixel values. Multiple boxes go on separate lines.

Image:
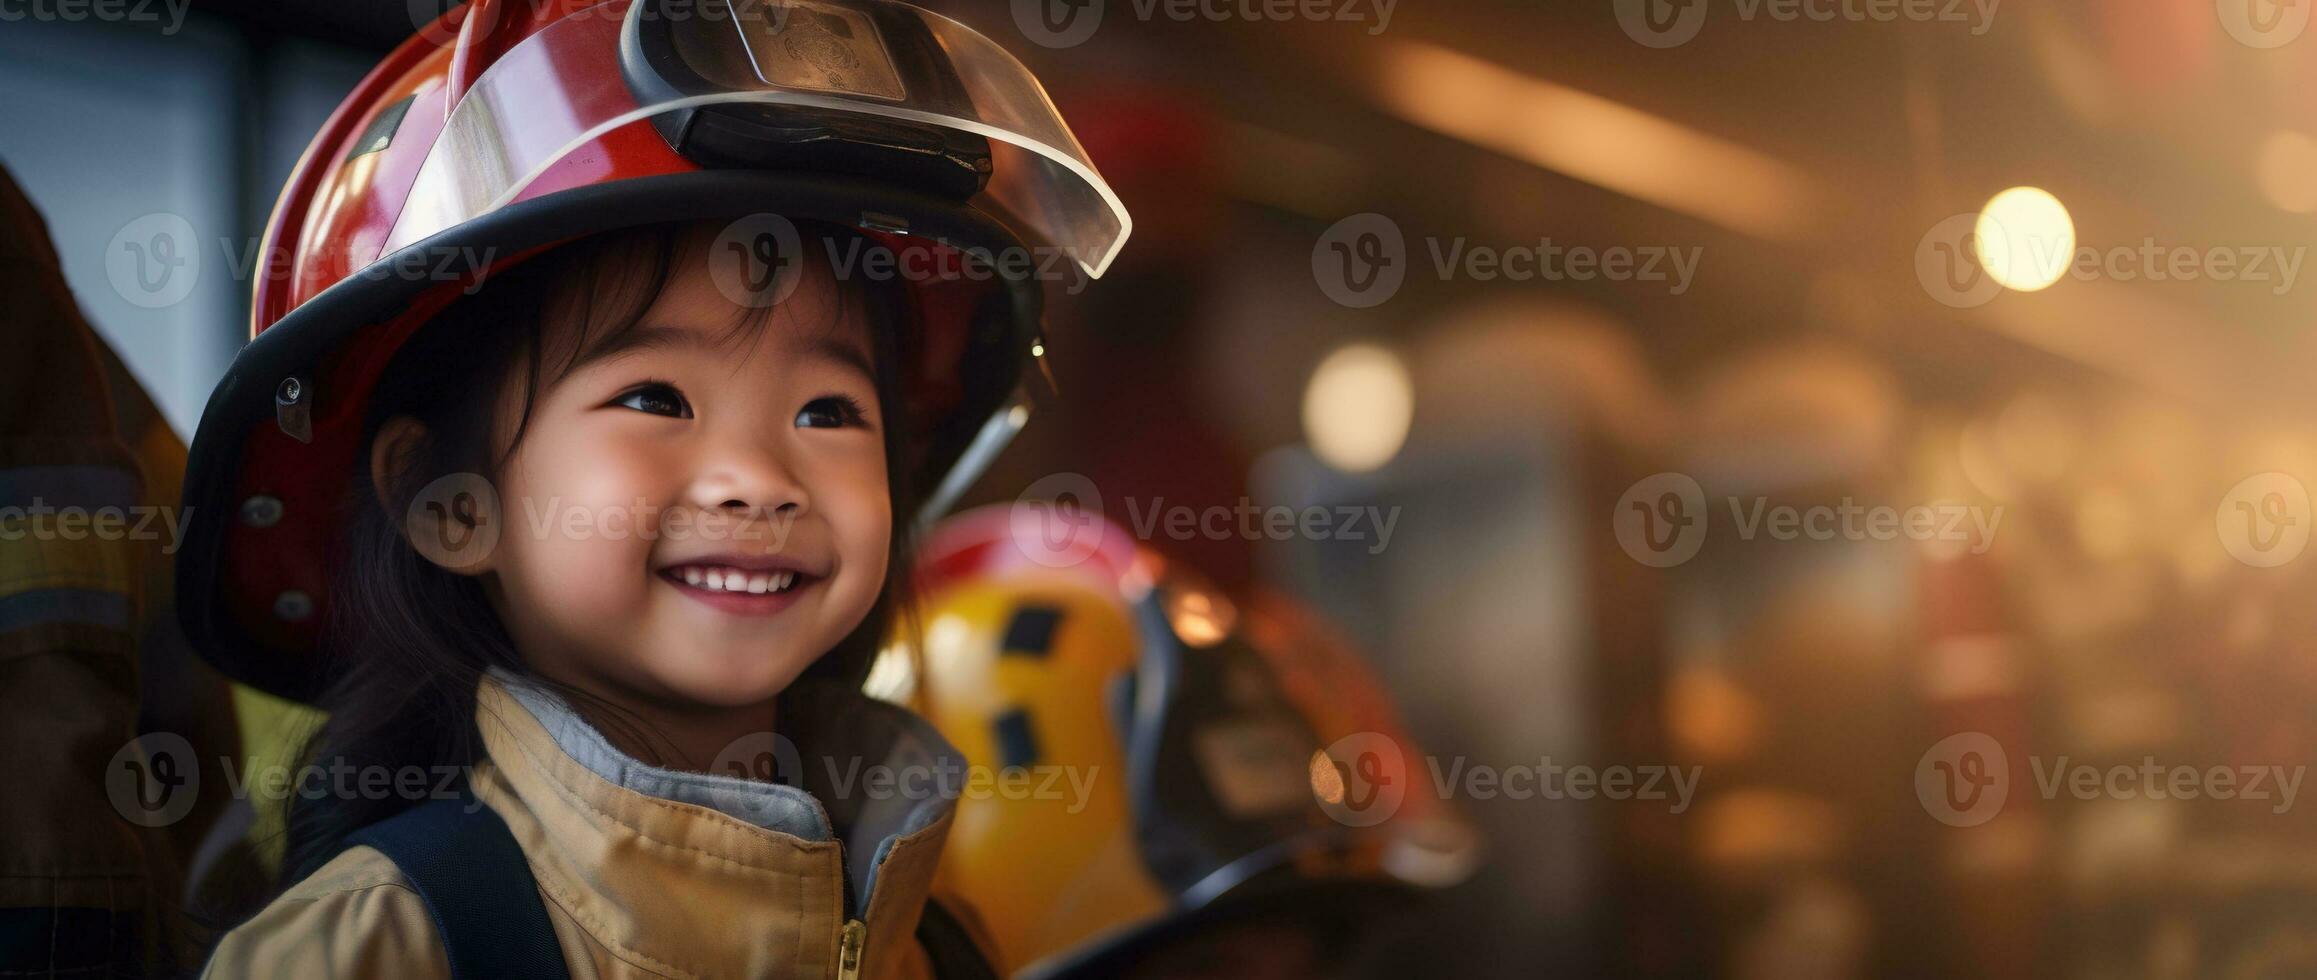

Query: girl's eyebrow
left=806, top=333, right=876, bottom=380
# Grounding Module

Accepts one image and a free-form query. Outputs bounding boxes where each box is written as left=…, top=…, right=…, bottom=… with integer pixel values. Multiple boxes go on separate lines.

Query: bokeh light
left=1303, top=342, right=1414, bottom=473
left=1973, top=186, right=2075, bottom=292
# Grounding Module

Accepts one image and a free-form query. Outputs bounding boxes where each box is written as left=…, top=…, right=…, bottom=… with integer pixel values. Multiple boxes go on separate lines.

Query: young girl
left=176, top=1, right=1129, bottom=977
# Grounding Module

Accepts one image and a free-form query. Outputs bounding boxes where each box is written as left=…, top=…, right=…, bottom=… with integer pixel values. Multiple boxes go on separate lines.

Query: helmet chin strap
left=915, top=386, right=1033, bottom=528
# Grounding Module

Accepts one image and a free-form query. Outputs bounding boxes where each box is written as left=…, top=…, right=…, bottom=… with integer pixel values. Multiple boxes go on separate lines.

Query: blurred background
left=9, top=0, right=2317, bottom=976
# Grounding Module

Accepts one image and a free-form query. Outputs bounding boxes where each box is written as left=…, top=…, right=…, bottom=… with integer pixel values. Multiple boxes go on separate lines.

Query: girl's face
left=434, top=229, right=892, bottom=711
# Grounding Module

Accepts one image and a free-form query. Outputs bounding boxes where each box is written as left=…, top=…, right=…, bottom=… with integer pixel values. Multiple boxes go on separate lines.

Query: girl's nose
left=687, top=436, right=809, bottom=518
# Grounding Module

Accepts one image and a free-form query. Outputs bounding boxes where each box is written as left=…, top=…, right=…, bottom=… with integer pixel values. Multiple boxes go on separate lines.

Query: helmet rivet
left=273, top=590, right=314, bottom=622
left=240, top=495, right=284, bottom=528
left=275, top=377, right=313, bottom=443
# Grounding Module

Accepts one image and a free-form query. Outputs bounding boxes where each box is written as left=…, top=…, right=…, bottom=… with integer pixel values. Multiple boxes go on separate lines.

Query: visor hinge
left=275, top=376, right=313, bottom=444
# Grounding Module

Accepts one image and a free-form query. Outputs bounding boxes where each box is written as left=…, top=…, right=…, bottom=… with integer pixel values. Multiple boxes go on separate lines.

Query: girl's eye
left=611, top=383, right=692, bottom=418
left=796, top=395, right=868, bottom=429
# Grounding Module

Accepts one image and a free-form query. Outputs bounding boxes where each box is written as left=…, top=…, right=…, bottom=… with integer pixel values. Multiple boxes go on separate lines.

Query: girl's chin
left=646, top=651, right=816, bottom=708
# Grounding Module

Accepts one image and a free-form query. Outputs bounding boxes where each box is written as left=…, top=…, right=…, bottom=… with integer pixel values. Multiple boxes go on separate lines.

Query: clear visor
left=386, top=0, right=1130, bottom=278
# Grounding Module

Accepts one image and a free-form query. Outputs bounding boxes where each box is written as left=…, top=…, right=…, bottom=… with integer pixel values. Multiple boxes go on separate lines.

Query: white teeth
left=672, top=564, right=801, bottom=594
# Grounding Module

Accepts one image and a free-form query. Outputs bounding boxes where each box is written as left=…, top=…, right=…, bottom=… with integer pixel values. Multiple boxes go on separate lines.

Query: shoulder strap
left=915, top=898, right=1000, bottom=980
left=335, top=793, right=571, bottom=980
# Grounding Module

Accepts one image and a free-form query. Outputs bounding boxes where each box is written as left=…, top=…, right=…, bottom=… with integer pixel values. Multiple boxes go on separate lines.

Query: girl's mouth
left=658, top=563, right=818, bottom=615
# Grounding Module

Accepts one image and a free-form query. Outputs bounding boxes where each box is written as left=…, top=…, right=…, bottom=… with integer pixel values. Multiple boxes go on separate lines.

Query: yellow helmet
left=875, top=506, right=1479, bottom=978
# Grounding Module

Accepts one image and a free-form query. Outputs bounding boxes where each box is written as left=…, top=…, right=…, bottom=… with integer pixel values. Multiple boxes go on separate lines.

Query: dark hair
left=275, top=220, right=919, bottom=883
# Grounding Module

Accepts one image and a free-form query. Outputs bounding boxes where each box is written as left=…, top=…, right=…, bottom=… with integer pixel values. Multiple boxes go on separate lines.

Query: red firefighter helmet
left=174, top=0, right=1129, bottom=700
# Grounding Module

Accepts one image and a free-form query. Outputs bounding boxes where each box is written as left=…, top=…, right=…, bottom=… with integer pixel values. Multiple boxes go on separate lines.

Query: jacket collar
left=471, top=669, right=962, bottom=979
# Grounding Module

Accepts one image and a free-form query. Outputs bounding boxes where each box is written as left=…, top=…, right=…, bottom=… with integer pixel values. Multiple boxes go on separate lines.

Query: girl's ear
left=372, top=416, right=502, bottom=575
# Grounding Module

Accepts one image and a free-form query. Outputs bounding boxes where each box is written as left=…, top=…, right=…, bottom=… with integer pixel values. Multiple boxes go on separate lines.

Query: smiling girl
left=176, top=1, right=1129, bottom=977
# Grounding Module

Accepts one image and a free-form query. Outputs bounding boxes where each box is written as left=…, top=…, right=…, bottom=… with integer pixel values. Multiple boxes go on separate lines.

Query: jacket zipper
left=836, top=843, right=866, bottom=980
left=836, top=918, right=867, bottom=980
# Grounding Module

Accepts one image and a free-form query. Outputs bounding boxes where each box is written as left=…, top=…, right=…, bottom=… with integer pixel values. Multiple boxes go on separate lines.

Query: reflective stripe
left=0, top=588, right=133, bottom=634
left=0, top=465, right=137, bottom=510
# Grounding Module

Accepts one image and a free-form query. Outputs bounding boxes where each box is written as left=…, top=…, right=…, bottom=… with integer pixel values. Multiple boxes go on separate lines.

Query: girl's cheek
left=502, top=429, right=674, bottom=607
left=530, top=541, right=647, bottom=612
left=827, top=454, right=893, bottom=598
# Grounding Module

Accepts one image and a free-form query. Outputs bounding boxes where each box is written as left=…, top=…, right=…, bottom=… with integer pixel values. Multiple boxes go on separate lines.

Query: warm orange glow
left=1368, top=41, right=1816, bottom=242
